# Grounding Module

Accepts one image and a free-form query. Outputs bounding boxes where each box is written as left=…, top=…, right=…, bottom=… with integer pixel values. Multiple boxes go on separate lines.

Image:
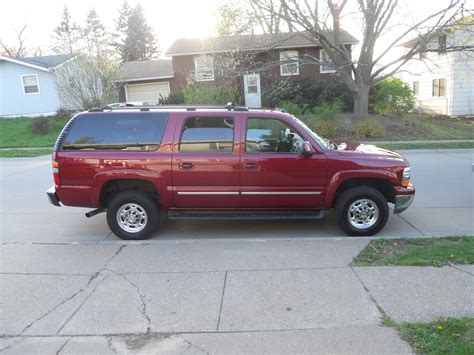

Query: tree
left=0, top=24, right=28, bottom=57
left=83, top=8, right=110, bottom=59
left=251, top=0, right=468, bottom=120
left=216, top=0, right=295, bottom=35
left=52, top=5, right=82, bottom=54
left=215, top=1, right=257, bottom=36
left=113, top=0, right=132, bottom=61
left=115, top=3, right=158, bottom=62
left=54, top=54, right=118, bottom=110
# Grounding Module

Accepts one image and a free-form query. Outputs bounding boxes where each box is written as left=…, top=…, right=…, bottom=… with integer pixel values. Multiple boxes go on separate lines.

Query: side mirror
left=302, top=141, right=315, bottom=157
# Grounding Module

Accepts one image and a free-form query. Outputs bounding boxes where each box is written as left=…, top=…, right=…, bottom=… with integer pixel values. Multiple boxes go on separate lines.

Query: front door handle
left=242, top=162, right=258, bottom=170
left=178, top=162, right=195, bottom=170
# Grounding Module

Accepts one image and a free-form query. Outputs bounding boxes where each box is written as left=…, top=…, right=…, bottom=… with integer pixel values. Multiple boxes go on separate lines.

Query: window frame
left=178, top=116, right=235, bottom=154
left=60, top=112, right=169, bottom=152
left=279, top=50, right=299, bottom=76
left=413, top=81, right=419, bottom=96
left=245, top=117, right=306, bottom=155
left=438, top=34, right=447, bottom=54
left=194, top=55, right=215, bottom=82
left=432, top=78, right=446, bottom=97
left=320, top=49, right=336, bottom=74
left=21, top=74, right=40, bottom=95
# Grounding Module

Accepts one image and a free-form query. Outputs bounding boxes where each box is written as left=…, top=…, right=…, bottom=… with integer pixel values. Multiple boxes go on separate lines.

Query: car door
left=171, top=113, right=241, bottom=208
left=240, top=115, right=328, bottom=209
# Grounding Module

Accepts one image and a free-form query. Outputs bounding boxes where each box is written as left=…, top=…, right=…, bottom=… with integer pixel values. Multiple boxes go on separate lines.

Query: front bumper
left=46, top=186, right=61, bottom=207
left=393, top=185, right=415, bottom=214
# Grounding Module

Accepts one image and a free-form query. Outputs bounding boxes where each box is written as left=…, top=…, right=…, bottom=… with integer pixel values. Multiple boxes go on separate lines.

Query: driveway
left=0, top=149, right=472, bottom=244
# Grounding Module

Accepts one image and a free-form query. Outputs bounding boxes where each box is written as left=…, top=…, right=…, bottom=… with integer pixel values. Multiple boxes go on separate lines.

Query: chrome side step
left=167, top=210, right=326, bottom=220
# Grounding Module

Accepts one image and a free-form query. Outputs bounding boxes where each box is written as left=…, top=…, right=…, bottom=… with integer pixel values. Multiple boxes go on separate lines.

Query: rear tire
left=335, top=186, right=389, bottom=236
left=106, top=191, right=159, bottom=240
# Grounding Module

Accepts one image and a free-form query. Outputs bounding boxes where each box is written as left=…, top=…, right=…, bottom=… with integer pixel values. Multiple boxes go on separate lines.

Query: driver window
left=246, top=117, right=304, bottom=153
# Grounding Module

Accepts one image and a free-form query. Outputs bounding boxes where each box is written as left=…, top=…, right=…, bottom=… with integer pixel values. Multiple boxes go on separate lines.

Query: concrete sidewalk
left=1, top=240, right=472, bottom=354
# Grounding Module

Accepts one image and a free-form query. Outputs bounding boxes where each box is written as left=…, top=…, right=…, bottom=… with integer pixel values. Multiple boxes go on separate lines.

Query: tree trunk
left=352, top=85, right=370, bottom=121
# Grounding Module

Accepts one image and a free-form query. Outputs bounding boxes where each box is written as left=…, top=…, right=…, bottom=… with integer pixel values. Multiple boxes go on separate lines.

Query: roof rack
left=87, top=102, right=249, bottom=113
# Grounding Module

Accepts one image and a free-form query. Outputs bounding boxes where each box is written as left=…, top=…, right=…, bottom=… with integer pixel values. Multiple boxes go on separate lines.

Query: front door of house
left=244, top=74, right=262, bottom=108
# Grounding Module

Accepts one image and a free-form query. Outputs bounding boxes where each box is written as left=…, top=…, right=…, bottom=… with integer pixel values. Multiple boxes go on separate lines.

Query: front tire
left=335, top=186, right=389, bottom=236
left=106, top=191, right=159, bottom=240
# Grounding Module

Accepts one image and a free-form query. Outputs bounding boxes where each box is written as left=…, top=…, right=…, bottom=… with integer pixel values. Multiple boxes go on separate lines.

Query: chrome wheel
left=347, top=198, right=379, bottom=229
left=116, top=203, right=148, bottom=233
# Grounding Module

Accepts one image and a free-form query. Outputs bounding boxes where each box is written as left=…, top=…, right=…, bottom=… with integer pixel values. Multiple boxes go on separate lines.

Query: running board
left=167, top=210, right=326, bottom=220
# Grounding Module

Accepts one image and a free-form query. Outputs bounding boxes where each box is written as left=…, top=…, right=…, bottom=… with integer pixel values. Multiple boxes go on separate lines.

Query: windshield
left=290, top=116, right=330, bottom=151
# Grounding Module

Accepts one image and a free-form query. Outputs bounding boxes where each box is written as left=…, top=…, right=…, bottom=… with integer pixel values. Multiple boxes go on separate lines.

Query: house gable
left=0, top=60, right=61, bottom=117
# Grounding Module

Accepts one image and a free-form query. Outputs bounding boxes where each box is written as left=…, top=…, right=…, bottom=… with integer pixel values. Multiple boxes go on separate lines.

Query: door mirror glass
left=302, top=141, right=314, bottom=156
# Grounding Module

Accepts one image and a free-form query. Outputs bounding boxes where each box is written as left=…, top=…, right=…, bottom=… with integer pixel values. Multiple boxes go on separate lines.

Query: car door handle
left=102, top=161, right=128, bottom=168
left=178, top=162, right=195, bottom=170
left=242, top=162, right=258, bottom=170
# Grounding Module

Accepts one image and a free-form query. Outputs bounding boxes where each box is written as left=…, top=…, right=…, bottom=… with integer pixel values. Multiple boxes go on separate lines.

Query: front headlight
left=402, top=167, right=411, bottom=187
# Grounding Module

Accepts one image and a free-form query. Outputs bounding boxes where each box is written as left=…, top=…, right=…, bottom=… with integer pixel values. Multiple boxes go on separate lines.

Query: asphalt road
left=0, top=149, right=473, bottom=244
left=1, top=149, right=473, bottom=354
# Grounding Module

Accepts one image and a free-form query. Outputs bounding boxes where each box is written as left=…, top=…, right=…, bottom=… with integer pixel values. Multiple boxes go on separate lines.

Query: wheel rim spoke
left=116, top=203, right=148, bottom=233
left=347, top=198, right=379, bottom=230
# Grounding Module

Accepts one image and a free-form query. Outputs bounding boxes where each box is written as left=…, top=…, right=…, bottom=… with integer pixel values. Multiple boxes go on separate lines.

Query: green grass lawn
left=300, top=113, right=474, bottom=142
left=353, top=237, right=474, bottom=267
left=0, top=117, right=66, bottom=148
left=380, top=141, right=474, bottom=150
left=398, top=317, right=474, bottom=354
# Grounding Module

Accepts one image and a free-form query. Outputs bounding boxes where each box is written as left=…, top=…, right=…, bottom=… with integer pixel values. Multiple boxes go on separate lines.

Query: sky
left=0, top=0, right=472, bottom=58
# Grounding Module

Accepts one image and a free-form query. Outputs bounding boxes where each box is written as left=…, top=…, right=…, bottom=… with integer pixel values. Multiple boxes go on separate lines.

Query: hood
left=334, top=141, right=406, bottom=161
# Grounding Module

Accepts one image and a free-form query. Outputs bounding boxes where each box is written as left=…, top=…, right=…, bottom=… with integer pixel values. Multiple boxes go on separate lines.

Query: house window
left=280, top=51, right=299, bottom=76
left=413, top=81, right=419, bottom=96
left=432, top=78, right=446, bottom=97
left=194, top=55, right=214, bottom=81
left=320, top=49, right=336, bottom=73
left=438, top=34, right=447, bottom=54
left=22, top=75, right=40, bottom=94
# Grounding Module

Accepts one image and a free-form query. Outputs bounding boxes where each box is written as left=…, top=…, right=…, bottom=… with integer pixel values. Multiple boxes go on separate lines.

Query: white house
left=397, top=20, right=473, bottom=117
left=0, top=54, right=75, bottom=117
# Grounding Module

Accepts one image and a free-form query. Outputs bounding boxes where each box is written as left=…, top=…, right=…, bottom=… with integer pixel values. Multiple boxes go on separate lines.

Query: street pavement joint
left=216, top=271, right=228, bottom=332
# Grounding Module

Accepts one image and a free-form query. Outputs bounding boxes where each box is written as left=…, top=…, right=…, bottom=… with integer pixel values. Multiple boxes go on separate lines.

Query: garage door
left=125, top=82, right=170, bottom=104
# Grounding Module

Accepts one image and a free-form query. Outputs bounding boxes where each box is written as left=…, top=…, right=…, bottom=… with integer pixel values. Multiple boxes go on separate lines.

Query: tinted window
left=246, top=118, right=304, bottom=153
left=62, top=112, right=169, bottom=151
left=180, top=117, right=234, bottom=152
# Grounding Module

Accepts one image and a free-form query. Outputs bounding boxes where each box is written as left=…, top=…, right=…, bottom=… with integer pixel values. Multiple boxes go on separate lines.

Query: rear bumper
left=46, top=186, right=61, bottom=207
left=393, top=185, right=415, bottom=214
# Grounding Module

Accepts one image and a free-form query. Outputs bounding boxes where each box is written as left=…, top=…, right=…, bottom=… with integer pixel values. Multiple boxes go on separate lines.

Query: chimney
left=333, top=5, right=341, bottom=31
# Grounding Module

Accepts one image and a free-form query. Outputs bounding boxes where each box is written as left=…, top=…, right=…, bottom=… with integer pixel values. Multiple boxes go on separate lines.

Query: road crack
left=109, top=271, right=152, bottom=334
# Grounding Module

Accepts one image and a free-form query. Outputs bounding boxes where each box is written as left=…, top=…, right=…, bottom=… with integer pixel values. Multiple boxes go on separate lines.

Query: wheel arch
left=325, top=170, right=398, bottom=208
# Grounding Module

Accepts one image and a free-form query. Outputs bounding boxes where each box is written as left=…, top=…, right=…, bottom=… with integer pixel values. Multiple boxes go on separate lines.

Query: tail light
left=52, top=161, right=60, bottom=185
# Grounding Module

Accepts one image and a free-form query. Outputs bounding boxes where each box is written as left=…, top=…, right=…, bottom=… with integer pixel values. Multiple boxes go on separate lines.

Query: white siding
left=397, top=27, right=474, bottom=116
left=0, top=60, right=61, bottom=117
left=398, top=49, right=452, bottom=115
left=450, top=29, right=474, bottom=116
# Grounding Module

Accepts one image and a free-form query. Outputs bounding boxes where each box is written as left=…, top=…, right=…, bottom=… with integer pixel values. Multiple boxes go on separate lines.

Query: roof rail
left=87, top=103, right=249, bottom=112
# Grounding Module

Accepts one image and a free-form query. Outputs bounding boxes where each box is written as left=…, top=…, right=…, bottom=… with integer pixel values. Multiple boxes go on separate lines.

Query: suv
left=47, top=104, right=415, bottom=240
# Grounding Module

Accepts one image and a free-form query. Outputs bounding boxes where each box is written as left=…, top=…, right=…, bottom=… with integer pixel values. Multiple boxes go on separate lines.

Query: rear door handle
left=178, top=162, right=195, bottom=170
left=243, top=162, right=258, bottom=170
left=102, top=161, right=128, bottom=168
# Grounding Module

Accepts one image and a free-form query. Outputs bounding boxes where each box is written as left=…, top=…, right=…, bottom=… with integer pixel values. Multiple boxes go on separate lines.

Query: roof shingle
left=166, top=30, right=358, bottom=56
left=112, top=59, right=174, bottom=82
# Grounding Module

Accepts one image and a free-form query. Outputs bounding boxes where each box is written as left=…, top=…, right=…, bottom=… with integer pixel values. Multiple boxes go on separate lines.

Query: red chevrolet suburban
left=47, top=104, right=415, bottom=240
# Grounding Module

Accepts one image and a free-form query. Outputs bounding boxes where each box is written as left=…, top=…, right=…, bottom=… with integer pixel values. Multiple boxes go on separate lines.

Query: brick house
left=113, top=30, right=357, bottom=108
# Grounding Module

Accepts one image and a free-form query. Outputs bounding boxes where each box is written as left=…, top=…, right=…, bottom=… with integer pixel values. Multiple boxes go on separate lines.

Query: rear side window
left=180, top=116, right=234, bottom=153
left=62, top=112, right=169, bottom=151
